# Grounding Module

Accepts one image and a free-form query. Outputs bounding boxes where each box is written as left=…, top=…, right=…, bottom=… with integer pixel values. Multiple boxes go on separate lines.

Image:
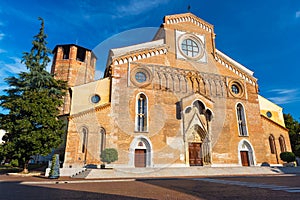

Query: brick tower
left=51, top=44, right=97, bottom=115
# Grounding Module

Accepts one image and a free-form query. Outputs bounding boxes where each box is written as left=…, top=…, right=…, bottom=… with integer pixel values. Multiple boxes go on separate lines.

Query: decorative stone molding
left=164, top=13, right=213, bottom=34
left=215, top=50, right=257, bottom=86
left=112, top=47, right=168, bottom=66
left=129, top=63, right=227, bottom=98
left=69, top=103, right=111, bottom=120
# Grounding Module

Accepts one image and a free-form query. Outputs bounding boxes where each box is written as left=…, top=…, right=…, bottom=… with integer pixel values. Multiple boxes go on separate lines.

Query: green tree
left=284, top=113, right=300, bottom=156
left=0, top=18, right=66, bottom=173
left=100, top=148, right=118, bottom=164
left=280, top=152, right=296, bottom=163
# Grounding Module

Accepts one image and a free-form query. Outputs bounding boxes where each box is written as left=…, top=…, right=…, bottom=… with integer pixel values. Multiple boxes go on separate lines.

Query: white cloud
left=0, top=57, right=27, bottom=79
left=0, top=57, right=26, bottom=92
left=267, top=88, right=300, bottom=104
left=116, top=0, right=170, bottom=17
left=268, top=89, right=298, bottom=95
left=95, top=70, right=103, bottom=80
left=0, top=56, right=55, bottom=92
left=4, top=57, right=27, bottom=74
left=0, top=33, right=5, bottom=40
left=0, top=49, right=6, bottom=53
left=296, top=11, right=300, bottom=18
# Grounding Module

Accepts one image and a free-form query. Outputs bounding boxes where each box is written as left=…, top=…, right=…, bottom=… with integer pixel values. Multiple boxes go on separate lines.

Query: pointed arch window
left=136, top=93, right=148, bottom=132
left=81, top=127, right=88, bottom=153
left=279, top=135, right=286, bottom=152
left=269, top=135, right=276, bottom=154
left=193, top=100, right=205, bottom=114
left=236, top=103, right=248, bottom=136
left=100, top=128, right=106, bottom=154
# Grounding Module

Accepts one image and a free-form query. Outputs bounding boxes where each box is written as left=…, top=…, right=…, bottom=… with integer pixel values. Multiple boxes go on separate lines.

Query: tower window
left=62, top=46, right=70, bottom=59
left=77, top=47, right=86, bottom=62
left=236, top=103, right=248, bottom=136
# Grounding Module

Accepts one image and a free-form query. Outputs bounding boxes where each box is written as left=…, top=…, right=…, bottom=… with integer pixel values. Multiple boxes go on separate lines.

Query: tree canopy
left=0, top=17, right=66, bottom=173
left=100, top=148, right=118, bottom=164
left=284, top=113, right=300, bottom=156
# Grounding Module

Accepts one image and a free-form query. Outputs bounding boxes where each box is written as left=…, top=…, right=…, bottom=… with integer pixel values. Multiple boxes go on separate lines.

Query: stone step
left=71, top=166, right=291, bottom=179
left=70, top=169, right=91, bottom=178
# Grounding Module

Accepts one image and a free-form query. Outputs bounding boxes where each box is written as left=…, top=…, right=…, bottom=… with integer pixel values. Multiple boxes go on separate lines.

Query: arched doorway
left=238, top=140, right=255, bottom=166
left=129, top=136, right=152, bottom=168
left=187, top=124, right=207, bottom=166
left=135, top=141, right=147, bottom=167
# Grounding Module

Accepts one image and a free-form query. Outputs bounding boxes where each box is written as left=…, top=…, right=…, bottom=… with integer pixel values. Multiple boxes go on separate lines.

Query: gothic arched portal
left=238, top=139, right=255, bottom=166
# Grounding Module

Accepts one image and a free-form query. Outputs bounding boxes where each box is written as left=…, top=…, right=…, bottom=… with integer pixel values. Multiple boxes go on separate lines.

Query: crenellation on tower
left=51, top=44, right=97, bottom=115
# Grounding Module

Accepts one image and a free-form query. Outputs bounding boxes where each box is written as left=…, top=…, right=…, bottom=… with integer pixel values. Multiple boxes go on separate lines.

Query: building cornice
left=69, top=103, right=111, bottom=120
left=111, top=45, right=168, bottom=66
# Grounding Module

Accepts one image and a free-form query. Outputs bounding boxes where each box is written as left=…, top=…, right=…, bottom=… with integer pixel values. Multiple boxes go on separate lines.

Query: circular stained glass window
left=266, top=111, right=272, bottom=118
left=135, top=72, right=147, bottom=83
left=231, top=84, right=240, bottom=94
left=181, top=39, right=200, bottom=58
left=91, top=94, right=101, bottom=103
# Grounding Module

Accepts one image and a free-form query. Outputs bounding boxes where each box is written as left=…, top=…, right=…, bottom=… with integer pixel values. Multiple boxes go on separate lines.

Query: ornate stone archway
left=183, top=100, right=212, bottom=166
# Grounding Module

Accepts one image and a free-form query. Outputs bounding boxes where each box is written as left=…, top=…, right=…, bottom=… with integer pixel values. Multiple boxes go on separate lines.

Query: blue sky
left=0, top=0, right=300, bottom=119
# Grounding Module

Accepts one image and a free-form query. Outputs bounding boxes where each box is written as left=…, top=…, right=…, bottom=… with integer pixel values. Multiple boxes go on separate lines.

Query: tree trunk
left=22, top=162, right=29, bottom=174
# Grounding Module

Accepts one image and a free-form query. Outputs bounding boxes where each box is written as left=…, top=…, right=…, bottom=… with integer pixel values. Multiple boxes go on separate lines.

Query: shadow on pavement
left=0, top=181, right=153, bottom=200
left=136, top=177, right=300, bottom=200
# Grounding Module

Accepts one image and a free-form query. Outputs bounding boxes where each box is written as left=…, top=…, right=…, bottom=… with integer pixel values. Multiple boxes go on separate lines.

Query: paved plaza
left=1, top=174, right=300, bottom=199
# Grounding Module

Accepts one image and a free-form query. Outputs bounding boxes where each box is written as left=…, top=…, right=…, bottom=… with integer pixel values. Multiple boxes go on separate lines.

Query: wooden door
left=135, top=149, right=146, bottom=167
left=189, top=143, right=203, bottom=166
left=240, top=151, right=250, bottom=166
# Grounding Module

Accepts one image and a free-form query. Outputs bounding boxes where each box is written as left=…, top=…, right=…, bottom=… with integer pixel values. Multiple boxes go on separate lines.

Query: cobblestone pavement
left=1, top=174, right=300, bottom=199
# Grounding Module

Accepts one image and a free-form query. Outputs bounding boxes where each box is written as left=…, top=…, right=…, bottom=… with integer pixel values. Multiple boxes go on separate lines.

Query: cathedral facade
left=51, top=13, right=291, bottom=169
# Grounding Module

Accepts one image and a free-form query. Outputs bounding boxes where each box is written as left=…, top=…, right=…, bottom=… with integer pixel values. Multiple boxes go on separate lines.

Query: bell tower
left=51, top=44, right=97, bottom=115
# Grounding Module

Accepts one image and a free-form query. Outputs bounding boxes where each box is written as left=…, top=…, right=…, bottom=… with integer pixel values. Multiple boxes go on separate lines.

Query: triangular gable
left=162, top=13, right=257, bottom=86
left=186, top=112, right=207, bottom=133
